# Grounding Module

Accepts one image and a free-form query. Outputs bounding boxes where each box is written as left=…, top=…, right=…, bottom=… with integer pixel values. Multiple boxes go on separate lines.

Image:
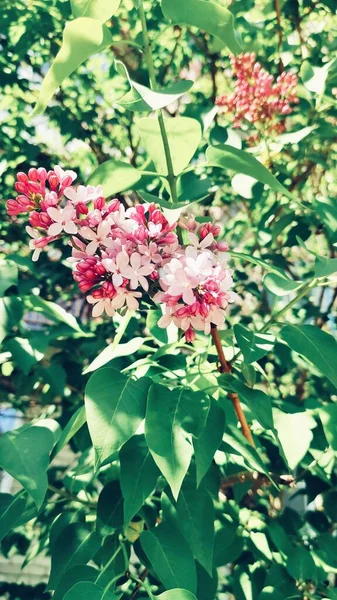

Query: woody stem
left=210, top=325, right=255, bottom=447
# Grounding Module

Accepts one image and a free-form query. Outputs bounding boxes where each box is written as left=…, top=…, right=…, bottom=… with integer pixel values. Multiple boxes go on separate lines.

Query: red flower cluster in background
left=216, top=52, right=298, bottom=136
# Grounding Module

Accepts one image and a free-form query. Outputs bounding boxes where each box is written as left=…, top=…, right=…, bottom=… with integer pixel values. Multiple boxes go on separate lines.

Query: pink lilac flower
left=7, top=164, right=237, bottom=339
left=26, top=226, right=56, bottom=262
left=216, top=52, right=298, bottom=138
left=64, top=184, right=102, bottom=205
left=80, top=220, right=115, bottom=255
left=154, top=243, right=237, bottom=339
left=47, top=204, right=78, bottom=236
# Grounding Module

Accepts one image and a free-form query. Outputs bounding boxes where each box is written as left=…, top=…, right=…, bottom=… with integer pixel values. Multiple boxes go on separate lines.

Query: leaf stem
left=210, top=326, right=255, bottom=447
left=139, top=1, right=178, bottom=203
left=259, top=278, right=318, bottom=334
left=95, top=544, right=123, bottom=585
left=129, top=573, right=154, bottom=600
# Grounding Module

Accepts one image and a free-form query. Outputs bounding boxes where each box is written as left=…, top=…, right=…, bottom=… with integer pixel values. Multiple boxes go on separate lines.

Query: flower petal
left=48, top=222, right=63, bottom=236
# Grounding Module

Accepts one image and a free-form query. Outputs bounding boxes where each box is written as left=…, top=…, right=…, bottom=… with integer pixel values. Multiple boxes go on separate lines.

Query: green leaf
left=145, top=384, right=210, bottom=499
left=161, top=0, right=241, bottom=54
left=193, top=398, right=225, bottom=486
left=53, top=566, right=108, bottom=600
left=214, top=523, right=244, bottom=567
left=276, top=125, right=317, bottom=145
left=222, top=426, right=270, bottom=478
left=258, top=587, right=284, bottom=600
left=27, top=295, right=84, bottom=333
left=85, top=367, right=151, bottom=466
left=87, top=158, right=142, bottom=197
left=229, top=251, right=286, bottom=276
left=116, top=61, right=194, bottom=111
left=0, top=297, right=23, bottom=344
left=285, top=546, right=316, bottom=581
left=146, top=310, right=168, bottom=344
left=0, top=493, right=26, bottom=541
left=234, top=324, right=275, bottom=364
left=83, top=337, right=145, bottom=375
left=6, top=336, right=45, bottom=375
left=156, top=591, right=198, bottom=600
left=140, top=522, right=197, bottom=593
left=71, top=0, right=121, bottom=22
left=120, top=434, right=160, bottom=526
left=165, top=484, right=215, bottom=575
left=220, top=375, right=274, bottom=431
left=263, top=273, right=303, bottom=296
left=274, top=410, right=315, bottom=470
left=63, top=581, right=119, bottom=600
left=0, top=421, right=56, bottom=508
left=0, top=259, right=18, bottom=296
left=315, top=256, right=337, bottom=278
left=320, top=404, right=337, bottom=451
left=206, top=145, right=291, bottom=198
left=97, top=480, right=124, bottom=535
left=280, top=324, right=337, bottom=389
left=33, top=18, right=113, bottom=115
left=48, top=522, right=101, bottom=589
left=137, top=117, right=202, bottom=176
left=51, top=407, right=86, bottom=460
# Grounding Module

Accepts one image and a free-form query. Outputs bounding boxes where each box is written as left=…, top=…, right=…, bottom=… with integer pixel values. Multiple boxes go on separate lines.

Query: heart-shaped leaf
left=137, top=117, right=202, bottom=176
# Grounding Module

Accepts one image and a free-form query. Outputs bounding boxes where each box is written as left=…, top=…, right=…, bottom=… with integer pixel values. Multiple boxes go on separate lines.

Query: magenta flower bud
left=37, top=168, right=48, bottom=181
left=96, top=263, right=107, bottom=275
left=185, top=327, right=196, bottom=343
left=217, top=241, right=229, bottom=252
left=16, top=172, right=29, bottom=183
left=95, top=196, right=106, bottom=210
left=49, top=175, right=59, bottom=190
left=28, top=168, right=38, bottom=181
left=28, top=181, right=41, bottom=194
left=76, top=202, right=89, bottom=215
left=15, top=182, right=27, bottom=193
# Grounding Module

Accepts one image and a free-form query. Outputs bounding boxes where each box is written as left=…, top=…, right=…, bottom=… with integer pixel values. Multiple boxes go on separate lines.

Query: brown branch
left=210, top=325, right=255, bottom=447
left=129, top=569, right=149, bottom=600
left=220, top=470, right=295, bottom=493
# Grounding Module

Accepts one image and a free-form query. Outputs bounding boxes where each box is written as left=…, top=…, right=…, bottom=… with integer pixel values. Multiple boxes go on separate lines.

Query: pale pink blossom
left=112, top=289, right=142, bottom=311
left=87, top=295, right=116, bottom=317
left=47, top=204, right=77, bottom=236
left=123, top=253, right=154, bottom=291
left=138, top=242, right=162, bottom=264
left=26, top=226, right=54, bottom=262
left=80, top=220, right=114, bottom=255
left=103, top=250, right=130, bottom=288
left=64, top=184, right=102, bottom=205
left=54, top=165, right=77, bottom=184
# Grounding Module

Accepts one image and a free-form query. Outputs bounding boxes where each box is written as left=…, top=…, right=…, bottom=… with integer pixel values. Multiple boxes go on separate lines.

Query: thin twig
left=47, top=484, right=96, bottom=508
left=220, top=470, right=295, bottom=492
left=210, top=325, right=255, bottom=447
left=129, top=569, right=150, bottom=600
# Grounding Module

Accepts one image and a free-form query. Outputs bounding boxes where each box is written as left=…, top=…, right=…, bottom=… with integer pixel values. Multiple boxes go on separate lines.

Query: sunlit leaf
left=85, top=367, right=151, bottom=467
left=138, top=117, right=202, bottom=176
left=33, top=18, right=113, bottom=115
left=70, top=0, right=121, bottom=22
left=161, top=0, right=241, bottom=54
